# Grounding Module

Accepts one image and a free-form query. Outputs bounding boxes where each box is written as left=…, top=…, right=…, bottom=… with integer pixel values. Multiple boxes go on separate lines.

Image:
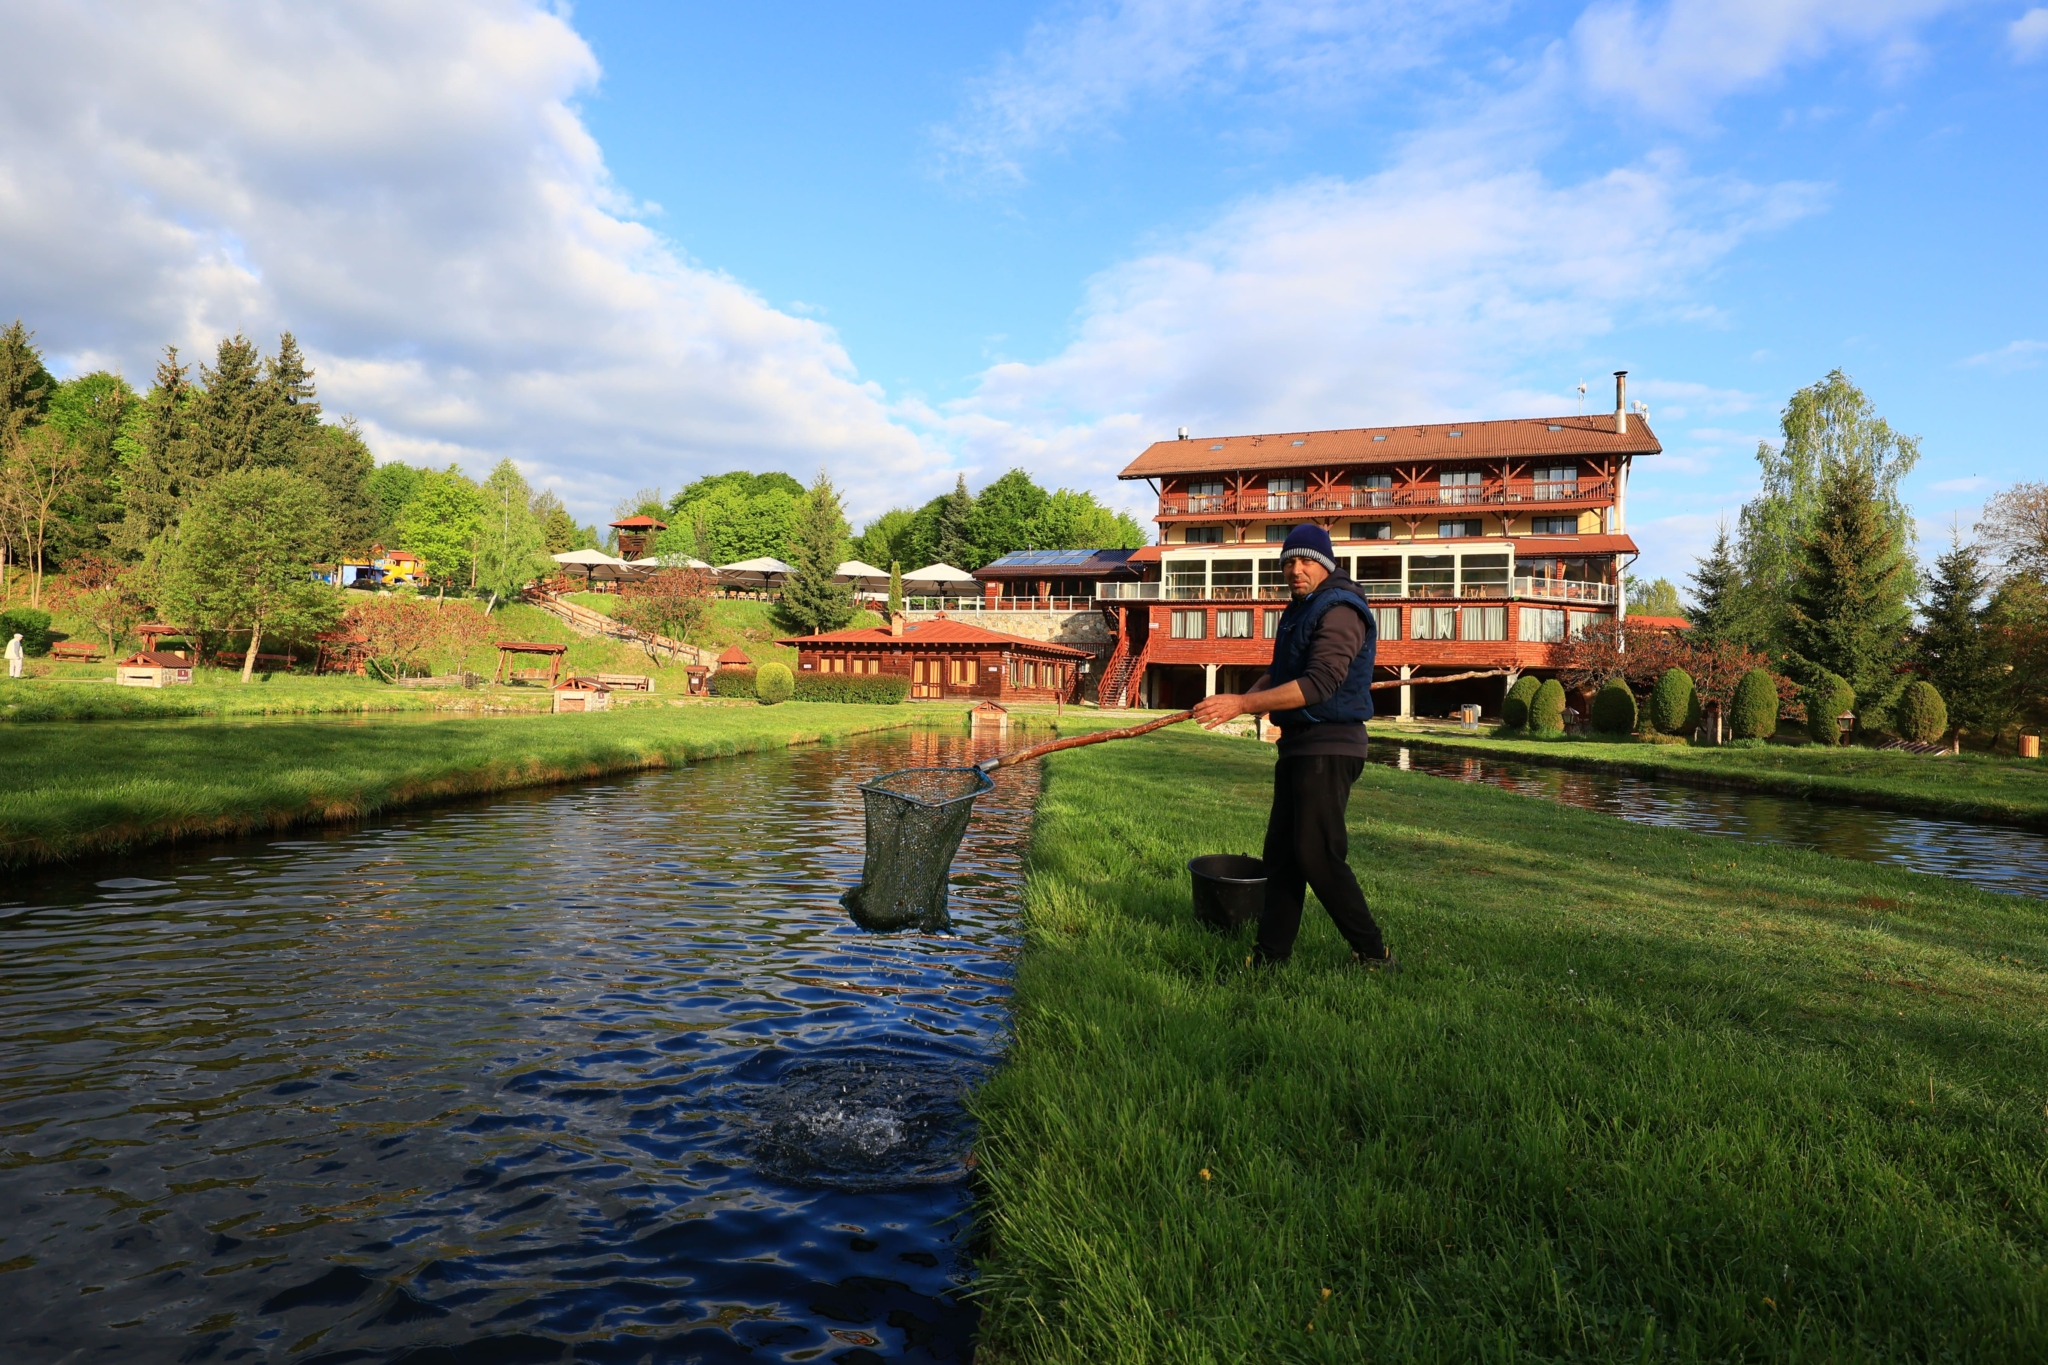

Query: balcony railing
left=1158, top=477, right=1613, bottom=517
left=1513, top=576, right=1619, bottom=604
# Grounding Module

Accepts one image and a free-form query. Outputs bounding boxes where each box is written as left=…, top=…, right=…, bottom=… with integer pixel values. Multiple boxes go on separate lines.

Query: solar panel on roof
left=987, top=549, right=1098, bottom=567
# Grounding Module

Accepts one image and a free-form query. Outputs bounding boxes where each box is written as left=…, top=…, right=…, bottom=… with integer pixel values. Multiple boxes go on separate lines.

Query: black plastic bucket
left=1188, top=854, right=1266, bottom=930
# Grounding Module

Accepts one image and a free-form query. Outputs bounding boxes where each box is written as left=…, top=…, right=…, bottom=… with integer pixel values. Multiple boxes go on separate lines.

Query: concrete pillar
left=1399, top=664, right=1413, bottom=721
left=1203, top=663, right=1218, bottom=697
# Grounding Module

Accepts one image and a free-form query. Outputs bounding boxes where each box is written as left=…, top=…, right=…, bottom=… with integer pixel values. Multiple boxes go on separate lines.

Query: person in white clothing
left=5, top=633, right=23, bottom=679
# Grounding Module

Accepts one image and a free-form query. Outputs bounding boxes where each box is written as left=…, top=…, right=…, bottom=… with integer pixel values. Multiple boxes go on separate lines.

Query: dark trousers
left=1258, top=755, right=1384, bottom=962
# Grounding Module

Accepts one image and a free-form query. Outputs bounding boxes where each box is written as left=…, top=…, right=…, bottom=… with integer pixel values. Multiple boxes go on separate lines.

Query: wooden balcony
left=1158, top=477, right=1614, bottom=519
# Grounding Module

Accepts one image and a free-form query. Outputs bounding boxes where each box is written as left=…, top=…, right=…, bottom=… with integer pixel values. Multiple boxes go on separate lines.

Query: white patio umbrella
left=901, top=563, right=976, bottom=587
left=717, top=556, right=796, bottom=592
left=552, top=548, right=638, bottom=587
left=834, top=559, right=892, bottom=596
left=630, top=554, right=713, bottom=570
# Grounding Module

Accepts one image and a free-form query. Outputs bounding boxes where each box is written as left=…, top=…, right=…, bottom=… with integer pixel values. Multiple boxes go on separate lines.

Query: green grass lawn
left=0, top=672, right=566, bottom=722
left=0, top=701, right=914, bottom=867
left=1390, top=728, right=2048, bottom=830
left=972, top=727, right=2048, bottom=1361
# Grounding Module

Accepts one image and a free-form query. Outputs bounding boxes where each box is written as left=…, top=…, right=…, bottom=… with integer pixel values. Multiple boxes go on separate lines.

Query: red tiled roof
left=1128, top=545, right=1162, bottom=563
left=780, top=617, right=1092, bottom=657
left=1631, top=615, right=1692, bottom=630
left=1485, top=534, right=1639, bottom=556
left=119, top=651, right=192, bottom=668
left=717, top=645, right=752, bottom=665
left=609, top=515, right=667, bottom=528
left=1120, top=414, right=1660, bottom=479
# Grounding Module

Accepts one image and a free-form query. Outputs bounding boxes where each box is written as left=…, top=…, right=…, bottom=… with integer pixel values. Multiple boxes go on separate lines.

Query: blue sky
left=1, top=1, right=2043, bottom=583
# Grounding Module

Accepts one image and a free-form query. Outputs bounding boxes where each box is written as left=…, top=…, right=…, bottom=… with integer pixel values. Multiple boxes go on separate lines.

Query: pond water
left=1376, top=744, right=2048, bottom=900
left=0, top=728, right=1031, bottom=1364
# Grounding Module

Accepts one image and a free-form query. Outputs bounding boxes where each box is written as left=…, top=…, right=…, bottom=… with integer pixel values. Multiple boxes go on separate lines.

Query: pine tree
left=1917, top=529, right=1995, bottom=733
left=1685, top=521, right=1749, bottom=644
left=936, top=474, right=974, bottom=569
left=888, top=559, right=903, bottom=616
left=109, top=347, right=195, bottom=558
left=0, top=319, right=54, bottom=450
left=260, top=332, right=324, bottom=467
left=1783, top=457, right=1914, bottom=721
left=190, top=335, right=268, bottom=477
left=781, top=469, right=855, bottom=635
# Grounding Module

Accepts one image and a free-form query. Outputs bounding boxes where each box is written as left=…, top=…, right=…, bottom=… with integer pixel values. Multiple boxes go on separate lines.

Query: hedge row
left=706, top=666, right=909, bottom=705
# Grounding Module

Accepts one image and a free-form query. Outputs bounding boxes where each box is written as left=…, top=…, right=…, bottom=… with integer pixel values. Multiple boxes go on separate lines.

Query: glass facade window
left=1349, top=520, right=1393, bottom=539
left=1257, top=557, right=1285, bottom=596
left=1460, top=606, right=1506, bottom=641
left=1408, top=555, right=1455, bottom=598
left=1171, top=609, right=1207, bottom=639
left=1217, top=610, right=1252, bottom=638
left=1210, top=558, right=1254, bottom=600
left=1263, top=608, right=1284, bottom=638
left=1459, top=553, right=1510, bottom=596
left=1412, top=606, right=1457, bottom=640
left=1372, top=606, right=1400, bottom=641
left=1166, top=560, right=1207, bottom=597
left=1518, top=607, right=1566, bottom=643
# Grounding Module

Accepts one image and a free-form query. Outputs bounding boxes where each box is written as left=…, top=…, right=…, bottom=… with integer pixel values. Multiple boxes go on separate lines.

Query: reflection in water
left=0, top=727, right=1030, bottom=1363
left=1380, top=745, right=2047, bottom=899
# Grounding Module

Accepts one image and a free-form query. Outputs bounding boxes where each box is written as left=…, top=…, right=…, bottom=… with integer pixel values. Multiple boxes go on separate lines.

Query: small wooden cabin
left=116, top=651, right=195, bottom=688
left=779, top=615, right=1091, bottom=702
left=552, top=677, right=612, bottom=712
left=609, top=515, right=666, bottom=559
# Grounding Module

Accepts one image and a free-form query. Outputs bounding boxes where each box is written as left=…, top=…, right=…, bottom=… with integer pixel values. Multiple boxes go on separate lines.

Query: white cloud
left=0, top=0, right=937, bottom=523
left=930, top=0, right=1506, bottom=184
left=2013, top=8, right=2048, bottom=60
left=940, top=112, right=1821, bottom=516
left=1930, top=475, right=1989, bottom=492
left=1572, top=0, right=1964, bottom=123
left=1959, top=338, right=2047, bottom=371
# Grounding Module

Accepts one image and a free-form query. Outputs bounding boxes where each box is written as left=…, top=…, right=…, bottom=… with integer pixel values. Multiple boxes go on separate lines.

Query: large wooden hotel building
left=1093, top=373, right=1659, bottom=715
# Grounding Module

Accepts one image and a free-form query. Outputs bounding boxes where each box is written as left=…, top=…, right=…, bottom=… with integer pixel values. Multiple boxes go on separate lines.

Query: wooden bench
left=594, top=673, right=654, bottom=692
left=50, top=641, right=103, bottom=662
left=510, top=667, right=554, bottom=684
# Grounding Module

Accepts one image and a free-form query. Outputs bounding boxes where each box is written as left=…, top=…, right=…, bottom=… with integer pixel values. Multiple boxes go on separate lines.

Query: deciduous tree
left=476, top=459, right=550, bottom=607
left=394, top=466, right=487, bottom=591
left=161, top=468, right=340, bottom=682
left=1977, top=482, right=2048, bottom=583
left=0, top=424, right=84, bottom=606
left=615, top=568, right=714, bottom=659
left=1625, top=576, right=1684, bottom=619
left=966, top=469, right=1049, bottom=569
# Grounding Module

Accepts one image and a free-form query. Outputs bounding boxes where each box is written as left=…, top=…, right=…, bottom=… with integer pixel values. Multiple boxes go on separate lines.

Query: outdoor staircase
left=1097, top=640, right=1147, bottom=709
left=520, top=587, right=715, bottom=667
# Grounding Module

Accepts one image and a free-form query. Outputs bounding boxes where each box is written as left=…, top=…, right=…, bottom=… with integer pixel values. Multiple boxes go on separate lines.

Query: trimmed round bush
left=1529, top=678, right=1567, bottom=736
left=756, top=661, right=794, bottom=705
left=0, top=607, right=54, bottom=658
left=1502, top=675, right=1540, bottom=729
left=793, top=671, right=910, bottom=704
left=1647, top=667, right=1696, bottom=735
left=1730, top=668, right=1778, bottom=739
left=1590, top=678, right=1637, bottom=735
left=708, top=666, right=756, bottom=699
left=1804, top=672, right=1856, bottom=745
left=1896, top=679, right=1947, bottom=744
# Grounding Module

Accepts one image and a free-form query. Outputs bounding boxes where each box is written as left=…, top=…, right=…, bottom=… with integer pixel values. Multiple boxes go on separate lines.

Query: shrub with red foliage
left=1562, top=619, right=1793, bottom=712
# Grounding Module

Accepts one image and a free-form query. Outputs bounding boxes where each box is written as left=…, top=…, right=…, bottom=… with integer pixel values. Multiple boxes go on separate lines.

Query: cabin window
left=1349, top=521, right=1392, bottom=540
left=1519, top=608, right=1566, bottom=643
left=949, top=658, right=975, bottom=685
left=1531, top=516, right=1578, bottom=535
left=1569, top=611, right=1603, bottom=640
left=1262, top=608, right=1284, bottom=638
left=1460, top=606, right=1506, bottom=641
left=1210, top=559, right=1254, bottom=600
left=1217, top=610, right=1252, bottom=639
left=1412, top=607, right=1456, bottom=641
left=1171, top=610, right=1207, bottom=640
left=1372, top=607, right=1400, bottom=641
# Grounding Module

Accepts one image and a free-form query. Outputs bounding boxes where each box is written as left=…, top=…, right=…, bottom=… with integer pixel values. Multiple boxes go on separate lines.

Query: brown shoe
left=1351, top=950, right=1399, bottom=974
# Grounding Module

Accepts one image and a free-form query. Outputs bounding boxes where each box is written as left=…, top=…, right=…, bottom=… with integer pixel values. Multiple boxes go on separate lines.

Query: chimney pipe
left=1613, top=371, right=1628, bottom=435
left=888, top=611, right=905, bottom=638
left=1177, top=426, right=1189, bottom=441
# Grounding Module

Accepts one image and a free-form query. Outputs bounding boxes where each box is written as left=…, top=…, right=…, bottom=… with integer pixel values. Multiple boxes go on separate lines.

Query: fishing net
left=842, top=766, right=994, bottom=932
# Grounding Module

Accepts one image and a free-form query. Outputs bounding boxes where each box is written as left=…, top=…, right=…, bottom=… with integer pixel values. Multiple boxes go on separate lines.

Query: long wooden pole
left=977, top=710, right=1195, bottom=772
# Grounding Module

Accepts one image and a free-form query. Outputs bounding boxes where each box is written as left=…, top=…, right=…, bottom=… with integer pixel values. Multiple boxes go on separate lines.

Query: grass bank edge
left=1390, top=728, right=2048, bottom=831
left=0, top=704, right=917, bottom=869
left=970, top=727, right=2048, bottom=1360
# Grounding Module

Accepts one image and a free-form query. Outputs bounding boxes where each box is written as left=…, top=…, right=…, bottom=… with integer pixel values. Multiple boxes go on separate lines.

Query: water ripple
left=0, top=726, right=1029, bottom=1362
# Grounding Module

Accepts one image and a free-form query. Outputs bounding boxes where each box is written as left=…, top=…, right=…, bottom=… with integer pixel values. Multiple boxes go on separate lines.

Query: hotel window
left=1210, top=558, right=1254, bottom=600
left=1459, top=553, right=1510, bottom=596
left=1439, top=469, right=1482, bottom=505
left=1257, top=557, right=1286, bottom=596
left=1408, top=555, right=1455, bottom=598
left=1460, top=606, right=1506, bottom=641
left=1349, top=520, right=1393, bottom=540
left=1518, top=607, right=1566, bottom=643
left=1267, top=476, right=1307, bottom=510
left=1569, top=611, right=1602, bottom=640
left=1264, top=523, right=1293, bottom=542
left=1262, top=608, right=1284, bottom=638
left=1531, top=516, right=1578, bottom=535
left=1186, top=480, right=1226, bottom=512
left=1183, top=525, right=1224, bottom=544
left=1331, top=556, right=1353, bottom=580
left=1171, top=609, right=1207, bottom=639
left=1412, top=606, right=1457, bottom=640
left=1534, top=465, right=1578, bottom=495
left=1217, top=610, right=1253, bottom=639
left=1437, top=519, right=1481, bottom=539
left=1353, top=472, right=1393, bottom=508
left=1372, top=606, right=1400, bottom=641
left=1166, top=559, right=1207, bottom=598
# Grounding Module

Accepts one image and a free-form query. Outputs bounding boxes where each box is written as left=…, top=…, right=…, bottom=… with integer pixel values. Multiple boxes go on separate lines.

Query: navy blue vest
left=1268, top=571, right=1377, bottom=729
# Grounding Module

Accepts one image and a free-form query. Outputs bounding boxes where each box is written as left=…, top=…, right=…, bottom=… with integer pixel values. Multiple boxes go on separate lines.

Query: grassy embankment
left=566, top=594, right=883, bottom=670
left=0, top=702, right=913, bottom=867
left=1389, top=728, right=2048, bottom=830
left=972, top=726, right=2048, bottom=1361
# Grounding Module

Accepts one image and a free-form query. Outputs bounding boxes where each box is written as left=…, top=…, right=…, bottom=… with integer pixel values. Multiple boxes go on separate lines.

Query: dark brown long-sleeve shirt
left=1276, top=602, right=1372, bottom=759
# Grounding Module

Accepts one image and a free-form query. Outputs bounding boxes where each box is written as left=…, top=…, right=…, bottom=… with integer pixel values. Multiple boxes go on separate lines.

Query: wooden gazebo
left=494, top=641, right=569, bottom=686
left=609, top=515, right=666, bottom=560
left=136, top=623, right=199, bottom=661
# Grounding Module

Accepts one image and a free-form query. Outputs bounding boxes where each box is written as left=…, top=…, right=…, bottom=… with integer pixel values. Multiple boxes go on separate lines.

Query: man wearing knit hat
left=1191, top=524, right=1394, bottom=970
